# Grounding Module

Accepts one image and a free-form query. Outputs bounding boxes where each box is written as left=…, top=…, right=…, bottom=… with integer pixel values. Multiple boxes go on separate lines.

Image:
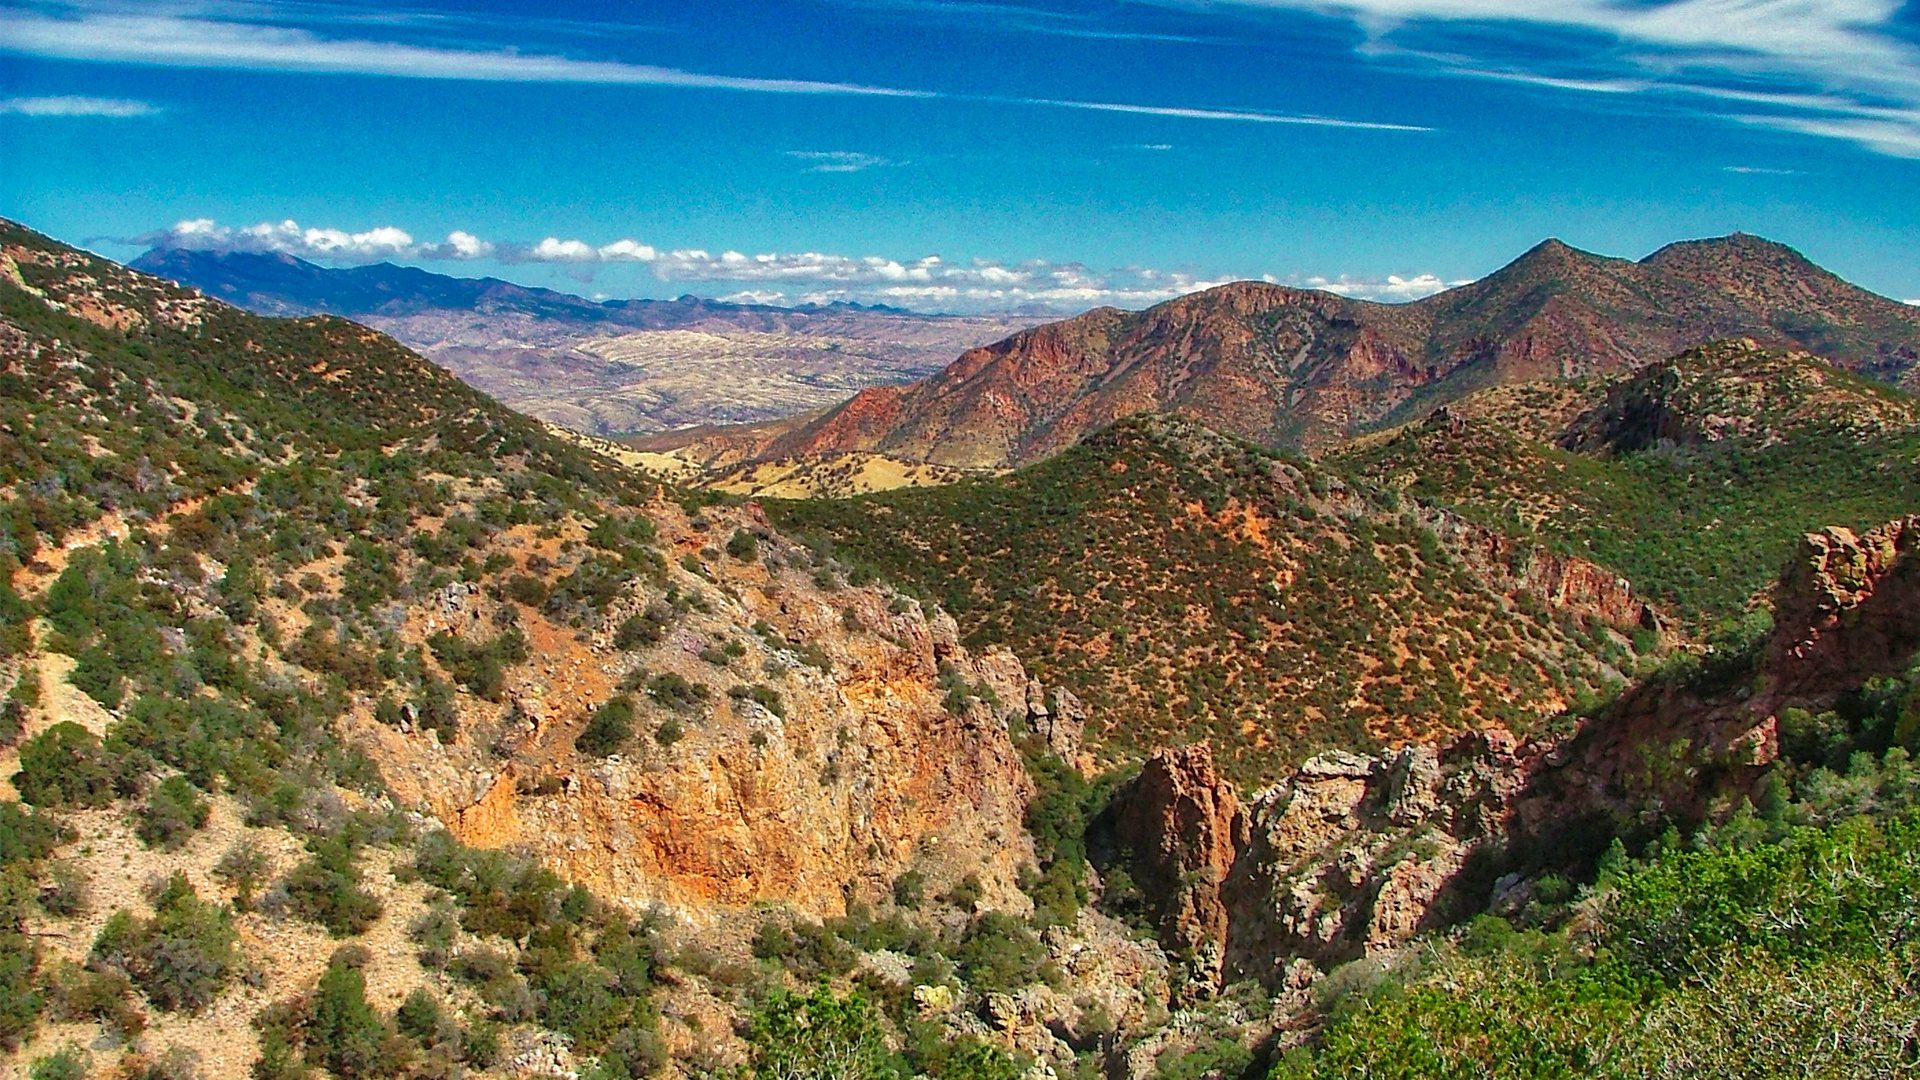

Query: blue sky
left=3, top=0, right=1918, bottom=312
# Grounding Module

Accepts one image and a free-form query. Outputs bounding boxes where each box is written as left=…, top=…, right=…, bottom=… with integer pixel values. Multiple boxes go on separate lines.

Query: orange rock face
left=1108, top=743, right=1247, bottom=983
left=358, top=501, right=1046, bottom=921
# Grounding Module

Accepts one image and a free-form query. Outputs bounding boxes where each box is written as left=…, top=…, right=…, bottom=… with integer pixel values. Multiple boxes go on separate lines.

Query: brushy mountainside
left=772, top=339, right=1920, bottom=784
left=1333, top=339, right=1920, bottom=632
left=672, top=233, right=1920, bottom=472
left=769, top=417, right=1657, bottom=784
left=7, top=219, right=1920, bottom=1080
left=0, top=219, right=1102, bottom=1079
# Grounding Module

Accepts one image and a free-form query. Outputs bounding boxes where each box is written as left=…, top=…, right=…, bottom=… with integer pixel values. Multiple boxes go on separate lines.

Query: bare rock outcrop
left=1764, top=516, right=1920, bottom=707
left=1108, top=743, right=1247, bottom=984
left=1107, top=515, right=1920, bottom=990
left=364, top=502, right=1050, bottom=922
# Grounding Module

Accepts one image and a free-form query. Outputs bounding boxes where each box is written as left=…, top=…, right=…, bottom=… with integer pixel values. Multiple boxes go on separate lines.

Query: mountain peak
left=1505, top=236, right=1605, bottom=273
left=1640, top=231, right=1811, bottom=269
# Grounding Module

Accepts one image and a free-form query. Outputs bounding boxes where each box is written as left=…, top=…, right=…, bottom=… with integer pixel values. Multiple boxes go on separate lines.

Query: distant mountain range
left=658, top=234, right=1920, bottom=469
left=129, top=247, right=1040, bottom=435
left=129, top=246, right=919, bottom=324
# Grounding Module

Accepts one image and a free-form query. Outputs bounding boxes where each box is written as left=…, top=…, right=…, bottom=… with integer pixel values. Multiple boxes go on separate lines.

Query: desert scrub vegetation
left=1335, top=347, right=1920, bottom=635
left=89, top=873, right=241, bottom=1014
left=770, top=416, right=1618, bottom=783
left=576, top=695, right=638, bottom=757
left=0, top=222, right=694, bottom=1068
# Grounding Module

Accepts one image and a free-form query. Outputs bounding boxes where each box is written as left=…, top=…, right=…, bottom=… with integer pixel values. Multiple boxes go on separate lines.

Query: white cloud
left=529, top=237, right=597, bottom=262
left=443, top=230, right=493, bottom=258
left=716, top=290, right=792, bottom=306
left=785, top=150, right=901, bottom=173
left=1722, top=165, right=1799, bottom=175
left=0, top=11, right=924, bottom=98
left=1737, top=111, right=1920, bottom=160
left=143, top=217, right=489, bottom=262
left=596, top=239, right=657, bottom=261
left=1016, top=95, right=1428, bottom=130
left=0, top=9, right=1420, bottom=132
left=1198, top=0, right=1920, bottom=157
left=1300, top=272, right=1470, bottom=301
left=137, top=216, right=1473, bottom=313
left=0, top=95, right=158, bottom=117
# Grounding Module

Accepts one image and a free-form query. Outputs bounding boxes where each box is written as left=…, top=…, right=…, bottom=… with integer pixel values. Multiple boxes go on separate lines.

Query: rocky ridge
left=1107, top=514, right=1920, bottom=987
left=674, top=234, right=1920, bottom=471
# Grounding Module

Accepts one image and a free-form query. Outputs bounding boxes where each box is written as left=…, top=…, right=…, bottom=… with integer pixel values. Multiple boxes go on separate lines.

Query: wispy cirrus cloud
left=0, top=94, right=158, bottom=116
left=136, top=216, right=1470, bottom=313
left=1017, top=95, right=1427, bottom=130
left=1194, top=0, right=1920, bottom=157
left=0, top=9, right=927, bottom=97
left=0, top=5, right=1423, bottom=132
left=785, top=150, right=902, bottom=173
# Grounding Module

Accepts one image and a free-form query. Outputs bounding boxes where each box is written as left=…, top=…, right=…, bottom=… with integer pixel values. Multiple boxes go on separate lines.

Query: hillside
left=1333, top=339, right=1920, bottom=633
left=9, top=219, right=1920, bottom=1079
left=131, top=246, right=1038, bottom=436
left=768, top=416, right=1660, bottom=784
left=770, top=340, right=1920, bottom=784
left=0, top=220, right=1123, bottom=1077
left=690, top=234, right=1920, bottom=471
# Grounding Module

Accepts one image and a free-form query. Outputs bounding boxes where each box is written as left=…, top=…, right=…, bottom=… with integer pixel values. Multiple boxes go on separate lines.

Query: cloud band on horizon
left=132, top=216, right=1469, bottom=311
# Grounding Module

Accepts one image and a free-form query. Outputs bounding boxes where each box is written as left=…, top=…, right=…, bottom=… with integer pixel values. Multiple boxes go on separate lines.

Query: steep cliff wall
left=360, top=501, right=1049, bottom=921
left=1109, top=515, right=1920, bottom=986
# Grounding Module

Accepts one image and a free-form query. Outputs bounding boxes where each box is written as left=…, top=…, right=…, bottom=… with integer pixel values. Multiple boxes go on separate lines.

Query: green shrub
left=728, top=682, right=785, bottom=718
left=214, top=840, right=272, bottom=911
left=576, top=696, right=635, bottom=758
left=283, top=840, right=383, bottom=937
left=746, top=984, right=890, bottom=1080
left=38, top=861, right=89, bottom=917
left=751, top=919, right=856, bottom=980
left=534, top=961, right=628, bottom=1052
left=428, top=628, right=528, bottom=702
left=950, top=912, right=1046, bottom=995
left=308, top=949, right=403, bottom=1079
left=43, top=961, right=143, bottom=1037
left=645, top=673, right=709, bottom=712
left=13, top=722, right=118, bottom=808
left=28, top=1045, right=89, bottom=1080
left=90, top=874, right=239, bottom=1013
left=614, top=603, right=674, bottom=650
left=0, top=802, right=67, bottom=870
left=726, top=529, right=760, bottom=562
left=0, top=931, right=42, bottom=1051
left=394, top=986, right=449, bottom=1045
left=504, top=574, right=549, bottom=606
left=137, top=776, right=211, bottom=851
left=892, top=868, right=925, bottom=910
